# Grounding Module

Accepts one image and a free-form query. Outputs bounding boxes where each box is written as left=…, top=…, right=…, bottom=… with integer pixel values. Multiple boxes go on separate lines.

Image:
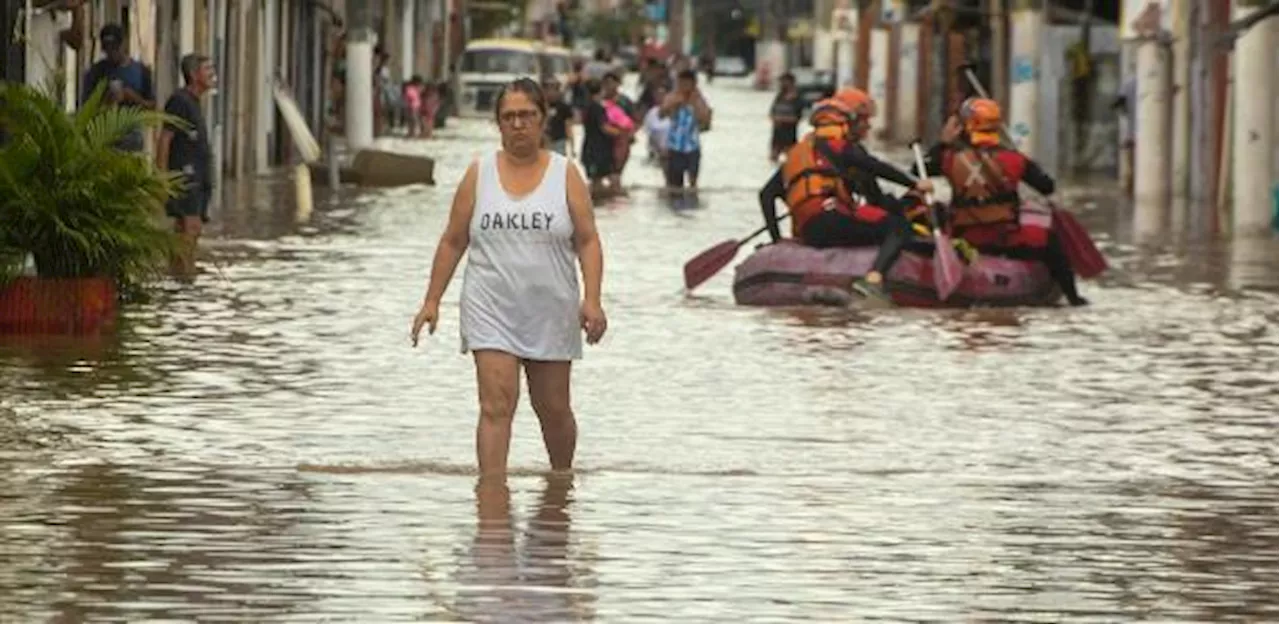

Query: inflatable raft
left=732, top=241, right=1061, bottom=308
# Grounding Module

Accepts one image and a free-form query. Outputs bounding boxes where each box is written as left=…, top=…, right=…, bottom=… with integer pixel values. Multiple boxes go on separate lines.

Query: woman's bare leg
left=473, top=350, right=521, bottom=476
left=524, top=360, right=577, bottom=471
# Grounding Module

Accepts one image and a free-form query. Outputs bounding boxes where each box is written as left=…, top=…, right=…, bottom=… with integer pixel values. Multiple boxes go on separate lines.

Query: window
left=539, top=53, right=571, bottom=76
left=460, top=49, right=538, bottom=75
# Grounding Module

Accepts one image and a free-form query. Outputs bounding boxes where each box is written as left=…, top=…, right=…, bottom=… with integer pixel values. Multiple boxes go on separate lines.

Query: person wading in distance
left=410, top=77, right=607, bottom=477
left=156, top=54, right=216, bottom=277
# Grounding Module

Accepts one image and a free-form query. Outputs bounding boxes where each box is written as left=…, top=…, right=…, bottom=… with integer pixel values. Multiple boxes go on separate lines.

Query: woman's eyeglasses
left=499, top=109, right=541, bottom=126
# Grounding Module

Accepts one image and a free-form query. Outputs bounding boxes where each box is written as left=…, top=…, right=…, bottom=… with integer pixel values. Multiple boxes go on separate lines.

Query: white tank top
left=459, top=151, right=582, bottom=360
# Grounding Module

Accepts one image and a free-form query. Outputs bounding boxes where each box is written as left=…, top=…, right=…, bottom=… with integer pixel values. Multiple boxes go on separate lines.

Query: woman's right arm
left=422, top=161, right=479, bottom=305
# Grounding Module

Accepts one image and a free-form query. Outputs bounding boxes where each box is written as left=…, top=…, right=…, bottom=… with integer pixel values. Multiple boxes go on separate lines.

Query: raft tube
left=732, top=241, right=1062, bottom=308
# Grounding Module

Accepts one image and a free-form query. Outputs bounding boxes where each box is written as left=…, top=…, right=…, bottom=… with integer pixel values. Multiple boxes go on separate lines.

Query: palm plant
left=0, top=79, right=183, bottom=292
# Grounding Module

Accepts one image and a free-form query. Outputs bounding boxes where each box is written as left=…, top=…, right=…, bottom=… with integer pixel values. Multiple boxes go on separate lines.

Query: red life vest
left=942, top=146, right=1025, bottom=228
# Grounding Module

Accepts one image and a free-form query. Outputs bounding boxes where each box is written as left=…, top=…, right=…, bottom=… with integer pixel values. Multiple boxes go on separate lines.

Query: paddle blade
left=933, top=232, right=965, bottom=301
left=683, top=239, right=742, bottom=291
left=1052, top=209, right=1108, bottom=279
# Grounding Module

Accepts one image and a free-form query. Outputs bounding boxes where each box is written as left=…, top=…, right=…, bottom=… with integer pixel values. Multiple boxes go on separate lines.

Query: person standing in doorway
left=769, top=72, right=803, bottom=162
left=659, top=69, right=712, bottom=194
left=156, top=54, right=216, bottom=277
left=410, top=77, right=607, bottom=477
left=80, top=23, right=155, bottom=152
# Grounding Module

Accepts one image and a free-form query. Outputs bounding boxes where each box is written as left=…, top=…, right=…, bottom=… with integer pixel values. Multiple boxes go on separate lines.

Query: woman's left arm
left=566, top=163, right=603, bottom=304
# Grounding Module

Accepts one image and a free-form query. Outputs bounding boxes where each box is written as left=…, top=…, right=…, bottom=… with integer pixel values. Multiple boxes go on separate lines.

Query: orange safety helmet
left=959, top=97, right=1002, bottom=146
left=833, top=87, right=876, bottom=118
left=808, top=97, right=853, bottom=140
left=832, top=87, right=875, bottom=138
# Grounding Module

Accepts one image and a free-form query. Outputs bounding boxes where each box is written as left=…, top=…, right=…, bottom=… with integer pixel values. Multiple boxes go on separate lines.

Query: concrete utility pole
left=1131, top=1, right=1171, bottom=206
left=894, top=0, right=919, bottom=141
left=669, top=0, right=686, bottom=55
left=346, top=0, right=375, bottom=151
left=987, top=0, right=1007, bottom=110
left=1231, top=0, right=1279, bottom=235
left=1169, top=0, right=1192, bottom=197
left=1008, top=0, right=1045, bottom=161
left=868, top=6, right=889, bottom=138
left=832, top=0, right=856, bottom=88
left=813, top=0, right=835, bottom=71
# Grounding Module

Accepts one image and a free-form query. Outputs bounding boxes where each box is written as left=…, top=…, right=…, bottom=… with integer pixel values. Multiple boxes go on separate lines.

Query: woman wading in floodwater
left=411, top=77, right=607, bottom=476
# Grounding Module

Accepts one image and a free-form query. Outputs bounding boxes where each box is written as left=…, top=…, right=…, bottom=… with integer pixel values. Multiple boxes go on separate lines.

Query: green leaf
left=0, top=82, right=182, bottom=292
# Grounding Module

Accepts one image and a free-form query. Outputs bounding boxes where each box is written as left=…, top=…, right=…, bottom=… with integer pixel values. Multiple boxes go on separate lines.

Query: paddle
left=960, top=68, right=1108, bottom=278
left=683, top=213, right=789, bottom=292
left=912, top=142, right=964, bottom=301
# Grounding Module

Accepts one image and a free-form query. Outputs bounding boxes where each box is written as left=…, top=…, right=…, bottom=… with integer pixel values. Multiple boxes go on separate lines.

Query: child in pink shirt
left=403, top=76, right=423, bottom=137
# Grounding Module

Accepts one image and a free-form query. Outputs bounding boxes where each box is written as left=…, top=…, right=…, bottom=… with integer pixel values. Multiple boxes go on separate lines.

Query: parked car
left=712, top=56, right=750, bottom=77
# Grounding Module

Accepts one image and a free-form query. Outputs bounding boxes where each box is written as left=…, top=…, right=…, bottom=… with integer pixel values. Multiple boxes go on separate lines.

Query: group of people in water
left=539, top=54, right=711, bottom=199
left=410, top=73, right=1098, bottom=478
left=758, top=87, right=1089, bottom=306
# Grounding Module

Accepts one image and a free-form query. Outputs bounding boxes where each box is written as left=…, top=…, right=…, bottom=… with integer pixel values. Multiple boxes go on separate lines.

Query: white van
left=456, top=39, right=573, bottom=118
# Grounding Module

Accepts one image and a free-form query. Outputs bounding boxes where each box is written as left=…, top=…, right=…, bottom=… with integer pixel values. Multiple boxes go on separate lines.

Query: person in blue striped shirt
left=659, top=70, right=713, bottom=194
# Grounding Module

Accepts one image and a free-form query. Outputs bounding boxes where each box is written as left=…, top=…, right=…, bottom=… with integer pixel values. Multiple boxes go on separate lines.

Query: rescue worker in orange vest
left=758, top=88, right=933, bottom=303
left=913, top=98, right=1088, bottom=306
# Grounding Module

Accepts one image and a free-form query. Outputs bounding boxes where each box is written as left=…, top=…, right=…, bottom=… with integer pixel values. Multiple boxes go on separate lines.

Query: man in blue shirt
left=80, top=23, right=155, bottom=152
left=659, top=69, right=712, bottom=194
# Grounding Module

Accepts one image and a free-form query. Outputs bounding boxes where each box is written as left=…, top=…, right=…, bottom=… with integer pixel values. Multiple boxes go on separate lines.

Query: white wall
left=24, top=11, right=66, bottom=91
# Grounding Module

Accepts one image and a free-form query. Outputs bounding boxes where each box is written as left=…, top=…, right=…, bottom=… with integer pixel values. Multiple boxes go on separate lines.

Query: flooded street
left=2, top=77, right=1277, bottom=621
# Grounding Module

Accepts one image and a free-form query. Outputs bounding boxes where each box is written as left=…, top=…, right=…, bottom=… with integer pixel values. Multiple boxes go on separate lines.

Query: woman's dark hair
left=584, top=79, right=602, bottom=97
left=494, top=76, right=548, bottom=123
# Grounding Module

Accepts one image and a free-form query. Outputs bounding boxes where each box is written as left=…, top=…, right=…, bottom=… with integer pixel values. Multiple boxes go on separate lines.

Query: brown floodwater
left=1, top=77, right=1276, bottom=622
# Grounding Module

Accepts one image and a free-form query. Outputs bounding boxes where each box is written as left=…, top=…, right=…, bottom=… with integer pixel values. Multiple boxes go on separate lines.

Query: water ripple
left=0, top=75, right=1275, bottom=621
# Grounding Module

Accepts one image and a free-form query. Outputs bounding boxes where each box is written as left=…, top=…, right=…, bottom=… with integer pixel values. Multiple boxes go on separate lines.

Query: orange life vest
left=942, top=146, right=1026, bottom=228
left=780, top=134, right=855, bottom=238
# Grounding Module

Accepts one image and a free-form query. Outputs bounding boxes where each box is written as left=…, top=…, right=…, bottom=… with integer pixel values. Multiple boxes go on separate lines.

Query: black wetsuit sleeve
left=759, top=169, right=786, bottom=243
left=1022, top=158, right=1056, bottom=196
left=842, top=143, right=917, bottom=188
left=907, top=142, right=946, bottom=178
left=922, top=142, right=946, bottom=177
left=849, top=171, right=907, bottom=211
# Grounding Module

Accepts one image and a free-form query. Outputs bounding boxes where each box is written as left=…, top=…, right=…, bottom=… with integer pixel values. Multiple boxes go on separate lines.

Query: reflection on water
left=452, top=474, right=594, bottom=623
left=0, top=76, right=1276, bottom=620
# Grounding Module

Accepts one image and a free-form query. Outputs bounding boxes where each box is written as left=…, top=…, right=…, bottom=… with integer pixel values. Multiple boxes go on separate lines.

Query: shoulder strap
left=971, top=147, right=1015, bottom=194
left=475, top=153, right=495, bottom=198
left=812, top=139, right=842, bottom=169
left=806, top=139, right=860, bottom=201
left=548, top=151, right=568, bottom=187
